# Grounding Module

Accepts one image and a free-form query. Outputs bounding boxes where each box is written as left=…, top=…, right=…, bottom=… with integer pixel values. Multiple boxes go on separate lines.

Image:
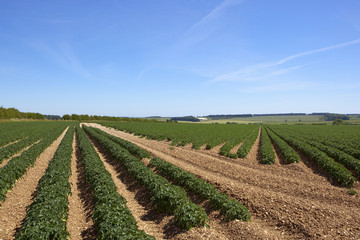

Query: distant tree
left=324, top=113, right=350, bottom=121
left=170, top=116, right=200, bottom=122
left=62, top=114, right=71, bottom=120
left=0, top=107, right=44, bottom=120
left=333, top=119, right=344, bottom=125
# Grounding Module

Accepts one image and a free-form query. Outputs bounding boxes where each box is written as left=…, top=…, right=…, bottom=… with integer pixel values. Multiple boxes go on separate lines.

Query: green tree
left=333, top=119, right=343, bottom=125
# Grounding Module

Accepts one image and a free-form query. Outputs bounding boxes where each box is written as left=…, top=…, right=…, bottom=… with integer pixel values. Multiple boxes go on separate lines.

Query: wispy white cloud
left=189, top=0, right=243, bottom=31
left=28, top=41, right=94, bottom=81
left=275, top=38, right=360, bottom=65
left=211, top=38, right=360, bottom=83
left=180, top=0, right=243, bottom=48
left=137, top=66, right=153, bottom=80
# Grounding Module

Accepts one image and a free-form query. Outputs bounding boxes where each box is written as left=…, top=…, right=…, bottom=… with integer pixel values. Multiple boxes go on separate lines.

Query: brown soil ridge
left=0, top=140, right=39, bottom=169
left=67, top=133, right=96, bottom=240
left=0, top=128, right=68, bottom=240
left=86, top=123, right=360, bottom=239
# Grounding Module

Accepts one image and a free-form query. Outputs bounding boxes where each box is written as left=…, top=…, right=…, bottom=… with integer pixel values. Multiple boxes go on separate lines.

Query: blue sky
left=1, top=0, right=359, bottom=117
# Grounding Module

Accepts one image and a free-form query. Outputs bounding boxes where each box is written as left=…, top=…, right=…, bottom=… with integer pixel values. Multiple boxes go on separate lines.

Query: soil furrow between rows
left=67, top=133, right=96, bottom=240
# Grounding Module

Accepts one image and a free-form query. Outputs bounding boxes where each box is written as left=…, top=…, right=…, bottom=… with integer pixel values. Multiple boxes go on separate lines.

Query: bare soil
left=0, top=128, right=68, bottom=240
left=86, top=123, right=360, bottom=240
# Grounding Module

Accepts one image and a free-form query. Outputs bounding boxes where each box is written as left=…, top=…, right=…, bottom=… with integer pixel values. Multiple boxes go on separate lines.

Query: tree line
left=0, top=107, right=44, bottom=120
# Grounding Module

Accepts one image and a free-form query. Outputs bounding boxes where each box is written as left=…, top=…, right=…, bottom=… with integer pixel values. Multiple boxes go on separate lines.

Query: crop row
left=0, top=124, right=68, bottom=202
left=303, top=140, right=360, bottom=177
left=269, top=125, right=360, bottom=160
left=16, top=126, right=75, bottom=239
left=265, top=127, right=300, bottom=163
left=237, top=127, right=260, bottom=158
left=149, top=157, right=251, bottom=221
left=259, top=127, right=275, bottom=164
left=269, top=127, right=360, bottom=177
left=89, top=126, right=250, bottom=221
left=0, top=137, right=36, bottom=164
left=88, top=126, right=151, bottom=159
left=0, top=122, right=70, bottom=148
left=83, top=126, right=209, bottom=230
left=76, top=126, right=153, bottom=239
left=268, top=126, right=355, bottom=187
left=100, top=121, right=259, bottom=152
left=219, top=127, right=255, bottom=158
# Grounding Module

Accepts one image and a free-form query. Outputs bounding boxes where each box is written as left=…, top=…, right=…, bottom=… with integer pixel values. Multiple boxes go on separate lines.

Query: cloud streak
left=180, top=0, right=243, bottom=48
left=189, top=0, right=243, bottom=31
left=212, top=38, right=360, bottom=83
left=28, top=41, right=94, bottom=81
left=275, top=38, right=360, bottom=65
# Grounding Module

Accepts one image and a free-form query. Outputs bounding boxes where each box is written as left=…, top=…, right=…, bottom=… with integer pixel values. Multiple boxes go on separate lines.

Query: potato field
left=0, top=121, right=359, bottom=239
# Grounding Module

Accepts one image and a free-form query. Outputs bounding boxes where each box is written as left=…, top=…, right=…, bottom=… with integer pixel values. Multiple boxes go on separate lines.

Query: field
left=0, top=121, right=359, bottom=239
left=200, top=115, right=325, bottom=124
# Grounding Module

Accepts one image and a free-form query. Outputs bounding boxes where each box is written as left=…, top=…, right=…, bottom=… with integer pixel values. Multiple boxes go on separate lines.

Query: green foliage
left=0, top=123, right=62, bottom=163
left=83, top=126, right=209, bottom=230
left=324, top=113, right=350, bottom=121
left=219, top=127, right=255, bottom=158
left=268, top=126, right=356, bottom=187
left=16, top=126, right=75, bottom=240
left=0, top=107, right=45, bottom=120
left=149, top=157, right=250, bottom=222
left=174, top=202, right=209, bottom=230
left=61, top=114, right=159, bottom=122
left=237, top=128, right=260, bottom=158
left=348, top=189, right=357, bottom=196
left=88, top=127, right=151, bottom=159
left=0, top=123, right=69, bottom=203
left=265, top=127, right=300, bottom=163
left=170, top=116, right=200, bottom=122
left=76, top=126, right=154, bottom=239
left=259, top=128, right=275, bottom=164
left=100, top=121, right=259, bottom=153
left=333, top=119, right=344, bottom=125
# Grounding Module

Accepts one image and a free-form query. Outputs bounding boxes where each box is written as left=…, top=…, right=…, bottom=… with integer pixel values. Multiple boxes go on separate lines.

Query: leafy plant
left=83, top=126, right=209, bottom=230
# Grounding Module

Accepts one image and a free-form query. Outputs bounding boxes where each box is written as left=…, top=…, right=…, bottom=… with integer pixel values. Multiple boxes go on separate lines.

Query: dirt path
left=0, top=128, right=68, bottom=240
left=86, top=123, right=360, bottom=239
left=67, top=133, right=96, bottom=240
